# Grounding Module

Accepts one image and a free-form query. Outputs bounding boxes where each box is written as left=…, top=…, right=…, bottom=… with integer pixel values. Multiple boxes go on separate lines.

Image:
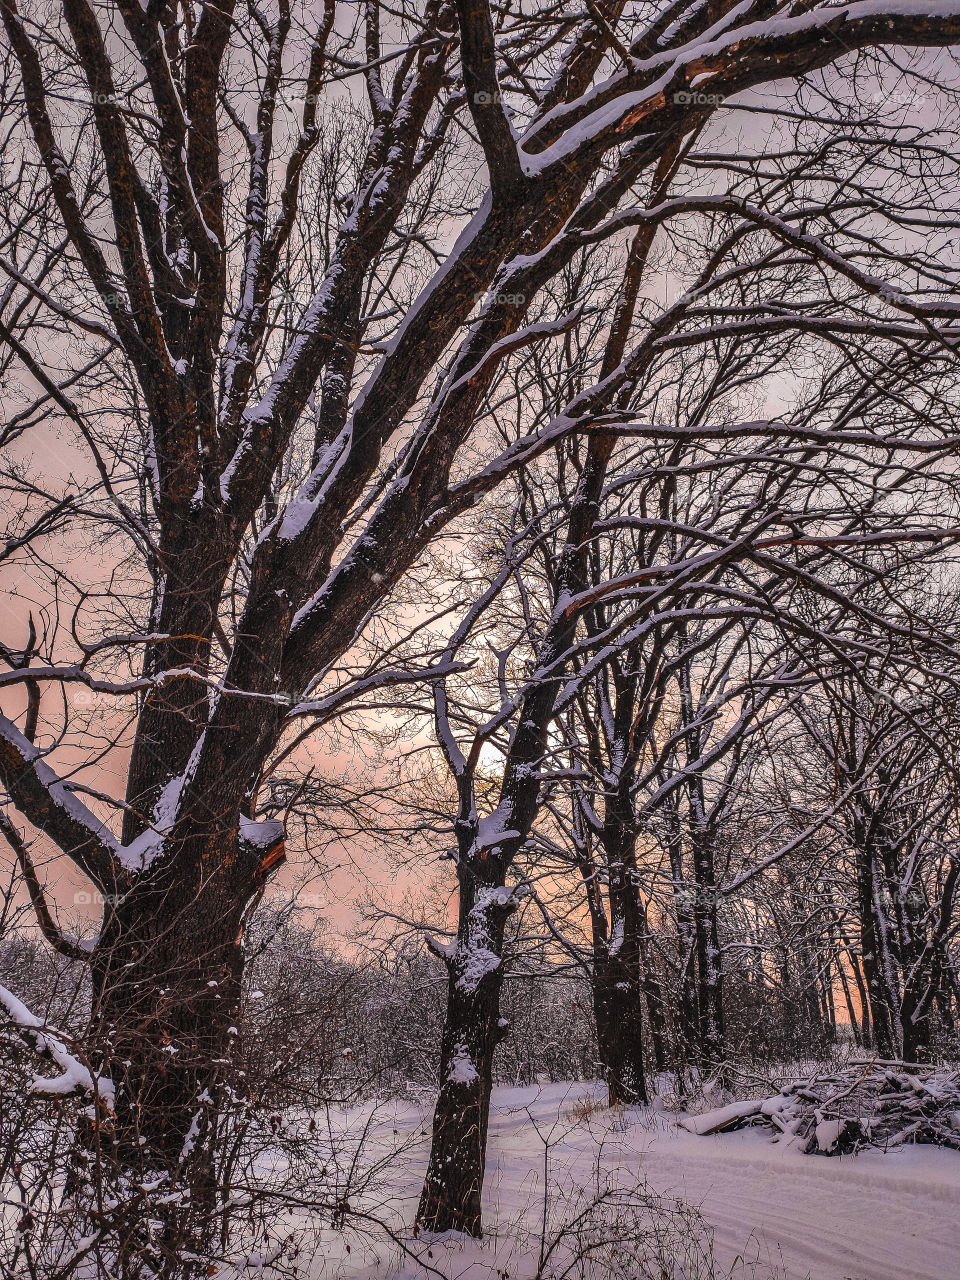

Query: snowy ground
left=292, top=1082, right=960, bottom=1280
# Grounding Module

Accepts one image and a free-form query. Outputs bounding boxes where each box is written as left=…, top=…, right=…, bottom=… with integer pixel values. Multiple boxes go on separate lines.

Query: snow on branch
left=0, top=713, right=120, bottom=883
left=0, top=984, right=114, bottom=1108
left=519, top=0, right=960, bottom=178
left=286, top=658, right=470, bottom=721
left=444, top=308, right=587, bottom=398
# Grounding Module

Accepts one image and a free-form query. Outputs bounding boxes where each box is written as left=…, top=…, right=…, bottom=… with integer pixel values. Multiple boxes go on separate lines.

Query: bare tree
left=797, top=623, right=960, bottom=1061
left=3, top=0, right=960, bottom=1265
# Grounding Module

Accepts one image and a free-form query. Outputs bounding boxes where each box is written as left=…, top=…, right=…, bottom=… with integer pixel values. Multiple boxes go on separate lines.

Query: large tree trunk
left=637, top=908, right=668, bottom=1072
left=73, top=832, right=277, bottom=1270
left=417, top=873, right=515, bottom=1237
left=592, top=950, right=649, bottom=1106
left=593, top=802, right=649, bottom=1105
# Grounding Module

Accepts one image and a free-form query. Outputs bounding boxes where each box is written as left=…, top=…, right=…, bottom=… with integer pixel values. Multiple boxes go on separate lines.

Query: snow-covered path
left=310, top=1082, right=960, bottom=1280
left=481, top=1083, right=960, bottom=1280
left=632, top=1123, right=960, bottom=1280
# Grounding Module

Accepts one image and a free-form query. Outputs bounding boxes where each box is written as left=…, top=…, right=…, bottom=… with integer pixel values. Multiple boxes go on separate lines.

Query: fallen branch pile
left=680, top=1059, right=960, bottom=1155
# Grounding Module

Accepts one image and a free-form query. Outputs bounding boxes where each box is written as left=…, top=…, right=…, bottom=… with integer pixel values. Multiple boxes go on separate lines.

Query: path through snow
left=306, top=1082, right=960, bottom=1280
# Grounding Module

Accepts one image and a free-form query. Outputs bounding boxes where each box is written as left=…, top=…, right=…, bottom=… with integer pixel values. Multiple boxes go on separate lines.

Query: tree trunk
left=663, top=810, right=699, bottom=1071
left=417, top=873, right=515, bottom=1237
left=827, top=908, right=862, bottom=1046
left=820, top=959, right=837, bottom=1039
left=849, top=947, right=873, bottom=1047
left=900, top=979, right=930, bottom=1064
left=934, top=951, right=958, bottom=1033
left=691, top=833, right=724, bottom=1070
left=592, top=951, right=649, bottom=1106
left=856, top=846, right=899, bottom=1058
left=835, top=946, right=862, bottom=1047
left=593, top=797, right=649, bottom=1105
left=74, top=834, right=273, bottom=1269
left=637, top=908, right=668, bottom=1072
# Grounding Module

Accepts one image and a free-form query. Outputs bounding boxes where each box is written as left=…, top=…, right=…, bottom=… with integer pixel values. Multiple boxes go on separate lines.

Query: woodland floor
left=296, top=1081, right=960, bottom=1280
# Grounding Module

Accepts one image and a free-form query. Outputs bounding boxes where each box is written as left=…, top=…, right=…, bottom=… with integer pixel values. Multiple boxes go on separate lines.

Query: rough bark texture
left=417, top=871, right=514, bottom=1236
left=638, top=909, right=669, bottom=1072
left=595, top=797, right=649, bottom=1104
left=592, top=956, right=649, bottom=1106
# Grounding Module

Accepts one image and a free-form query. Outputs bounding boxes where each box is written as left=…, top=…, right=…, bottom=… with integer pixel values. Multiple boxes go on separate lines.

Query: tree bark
left=593, top=799, right=649, bottom=1104
left=638, top=907, right=668, bottom=1072
left=662, top=802, right=699, bottom=1071
left=71, top=832, right=277, bottom=1268
left=855, top=844, right=899, bottom=1058
left=691, top=832, right=724, bottom=1070
left=417, top=871, right=515, bottom=1236
left=592, top=951, right=649, bottom=1106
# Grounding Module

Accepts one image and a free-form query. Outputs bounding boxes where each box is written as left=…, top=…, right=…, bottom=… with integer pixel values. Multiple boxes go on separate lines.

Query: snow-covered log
left=681, top=1060, right=960, bottom=1154
left=680, top=1099, right=763, bottom=1135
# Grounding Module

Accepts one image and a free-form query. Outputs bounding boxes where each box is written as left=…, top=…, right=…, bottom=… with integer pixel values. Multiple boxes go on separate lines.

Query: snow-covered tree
left=3, top=0, right=960, bottom=1260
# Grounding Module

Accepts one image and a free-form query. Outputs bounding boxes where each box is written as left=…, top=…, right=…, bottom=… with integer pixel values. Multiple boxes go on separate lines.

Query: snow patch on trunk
left=453, top=885, right=519, bottom=994
left=239, top=815, right=284, bottom=848
left=447, top=1043, right=478, bottom=1085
